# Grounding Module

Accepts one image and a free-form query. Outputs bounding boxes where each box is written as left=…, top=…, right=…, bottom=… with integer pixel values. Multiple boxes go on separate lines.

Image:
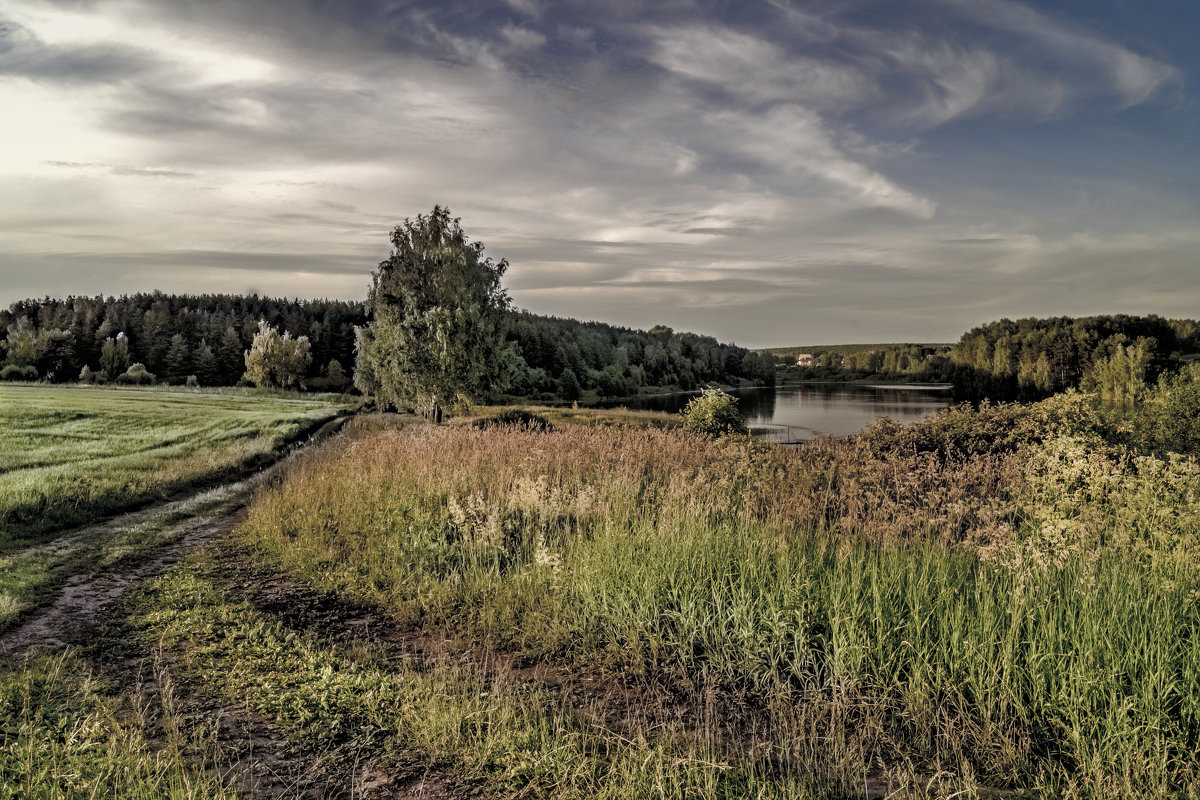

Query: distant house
left=795, top=353, right=814, bottom=367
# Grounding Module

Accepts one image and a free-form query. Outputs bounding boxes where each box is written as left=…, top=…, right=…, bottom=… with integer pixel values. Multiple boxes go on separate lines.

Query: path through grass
left=0, top=384, right=353, bottom=544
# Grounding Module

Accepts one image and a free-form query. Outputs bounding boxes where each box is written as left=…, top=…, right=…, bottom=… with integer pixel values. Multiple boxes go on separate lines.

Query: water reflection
left=599, top=384, right=952, bottom=443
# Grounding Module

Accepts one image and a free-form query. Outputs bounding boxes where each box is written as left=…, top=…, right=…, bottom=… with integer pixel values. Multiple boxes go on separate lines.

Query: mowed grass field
left=0, top=384, right=353, bottom=545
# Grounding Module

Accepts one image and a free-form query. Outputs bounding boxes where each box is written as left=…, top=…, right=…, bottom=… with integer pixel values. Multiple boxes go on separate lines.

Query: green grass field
left=0, top=384, right=353, bottom=545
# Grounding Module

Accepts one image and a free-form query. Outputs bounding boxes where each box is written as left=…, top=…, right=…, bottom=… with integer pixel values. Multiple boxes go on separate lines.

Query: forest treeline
left=0, top=293, right=774, bottom=399
left=505, top=311, right=776, bottom=400
left=776, top=315, right=1200, bottom=403
left=6, top=294, right=1192, bottom=407
left=767, top=342, right=952, bottom=376
left=0, top=293, right=362, bottom=390
left=945, top=315, right=1199, bottom=401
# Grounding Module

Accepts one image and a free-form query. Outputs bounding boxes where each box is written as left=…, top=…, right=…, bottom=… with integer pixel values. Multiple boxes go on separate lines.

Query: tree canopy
left=680, top=388, right=747, bottom=436
left=244, top=320, right=312, bottom=389
left=355, top=206, right=514, bottom=411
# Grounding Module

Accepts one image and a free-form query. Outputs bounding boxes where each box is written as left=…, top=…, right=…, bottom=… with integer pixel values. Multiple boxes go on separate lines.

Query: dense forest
left=767, top=342, right=952, bottom=377
left=944, top=315, right=1199, bottom=401
left=774, top=315, right=1200, bottom=403
left=505, top=311, right=776, bottom=400
left=7, top=295, right=1190, bottom=406
left=0, top=293, right=775, bottom=399
left=0, top=293, right=363, bottom=390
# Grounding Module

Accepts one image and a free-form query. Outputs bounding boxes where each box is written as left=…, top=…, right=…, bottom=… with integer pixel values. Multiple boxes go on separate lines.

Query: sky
left=1, top=0, right=1197, bottom=347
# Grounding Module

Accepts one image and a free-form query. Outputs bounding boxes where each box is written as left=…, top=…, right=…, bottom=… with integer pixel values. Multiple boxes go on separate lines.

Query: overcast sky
left=1, top=0, right=1197, bottom=346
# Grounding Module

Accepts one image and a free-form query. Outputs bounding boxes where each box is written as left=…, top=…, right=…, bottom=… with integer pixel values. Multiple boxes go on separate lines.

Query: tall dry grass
left=239, top=408, right=1200, bottom=798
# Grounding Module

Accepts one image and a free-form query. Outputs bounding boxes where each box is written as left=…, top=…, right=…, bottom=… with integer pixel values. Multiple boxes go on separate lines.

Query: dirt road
left=0, top=414, right=351, bottom=660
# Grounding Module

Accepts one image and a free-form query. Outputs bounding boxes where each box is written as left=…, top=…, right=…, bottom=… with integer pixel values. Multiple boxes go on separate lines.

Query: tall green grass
left=237, top=413, right=1200, bottom=797
left=117, top=558, right=824, bottom=800
left=0, top=651, right=238, bottom=800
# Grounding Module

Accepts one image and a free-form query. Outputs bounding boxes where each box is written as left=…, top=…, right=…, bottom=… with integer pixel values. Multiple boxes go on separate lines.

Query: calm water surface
left=606, top=384, right=953, bottom=443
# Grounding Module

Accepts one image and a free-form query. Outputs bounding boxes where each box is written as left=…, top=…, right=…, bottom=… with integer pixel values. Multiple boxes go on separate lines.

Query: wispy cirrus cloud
left=0, top=0, right=1194, bottom=345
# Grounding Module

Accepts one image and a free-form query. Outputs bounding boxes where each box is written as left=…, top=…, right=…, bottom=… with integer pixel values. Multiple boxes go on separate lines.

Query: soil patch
left=0, top=415, right=353, bottom=660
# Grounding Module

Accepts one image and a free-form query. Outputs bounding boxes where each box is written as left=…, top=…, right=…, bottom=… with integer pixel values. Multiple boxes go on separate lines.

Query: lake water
left=606, top=384, right=954, bottom=443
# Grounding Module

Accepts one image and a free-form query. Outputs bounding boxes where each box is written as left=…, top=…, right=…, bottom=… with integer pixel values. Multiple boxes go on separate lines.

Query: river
left=602, top=383, right=954, bottom=443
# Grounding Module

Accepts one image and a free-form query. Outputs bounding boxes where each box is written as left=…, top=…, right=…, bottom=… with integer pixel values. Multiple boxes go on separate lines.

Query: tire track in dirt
left=220, top=548, right=765, bottom=791
left=0, top=414, right=353, bottom=660
left=1, top=412, right=466, bottom=800
left=1, top=512, right=244, bottom=656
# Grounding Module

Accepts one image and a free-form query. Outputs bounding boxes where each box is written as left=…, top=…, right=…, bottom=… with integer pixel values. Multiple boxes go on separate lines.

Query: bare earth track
left=0, top=414, right=463, bottom=799
left=0, top=415, right=350, bottom=660
left=1, top=511, right=242, bottom=655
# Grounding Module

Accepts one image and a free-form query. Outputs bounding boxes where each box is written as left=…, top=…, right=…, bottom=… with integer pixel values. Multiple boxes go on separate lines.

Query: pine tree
left=194, top=339, right=218, bottom=386
left=325, top=359, right=347, bottom=388
left=559, top=367, right=581, bottom=401
left=165, top=333, right=191, bottom=381
left=217, top=326, right=243, bottom=384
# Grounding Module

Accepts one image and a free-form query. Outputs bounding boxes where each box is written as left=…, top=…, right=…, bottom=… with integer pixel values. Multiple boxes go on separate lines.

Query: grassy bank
left=230, top=402, right=1200, bottom=798
left=0, top=651, right=237, bottom=800
left=111, top=553, right=821, bottom=799
left=0, top=384, right=354, bottom=544
left=6, top=394, right=1198, bottom=797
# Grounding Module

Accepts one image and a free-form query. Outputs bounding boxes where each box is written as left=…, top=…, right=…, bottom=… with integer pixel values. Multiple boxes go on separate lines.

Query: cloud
left=500, top=23, right=546, bottom=50
left=644, top=23, right=875, bottom=108
left=504, top=0, right=539, bottom=16
left=904, top=0, right=1179, bottom=120
left=939, top=0, right=1177, bottom=99
left=708, top=106, right=936, bottom=218
left=43, top=160, right=195, bottom=178
left=0, top=0, right=1194, bottom=346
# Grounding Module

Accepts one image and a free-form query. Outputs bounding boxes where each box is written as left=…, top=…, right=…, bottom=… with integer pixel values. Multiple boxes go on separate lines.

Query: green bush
left=0, top=365, right=37, bottom=381
left=473, top=409, right=554, bottom=432
left=1139, top=364, right=1200, bottom=454
left=114, top=363, right=156, bottom=385
left=680, top=388, right=746, bottom=435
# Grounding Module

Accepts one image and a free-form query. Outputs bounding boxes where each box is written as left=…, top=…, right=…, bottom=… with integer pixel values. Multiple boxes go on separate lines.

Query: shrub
left=0, top=365, right=38, bottom=381
left=115, top=363, right=156, bottom=385
left=185, top=375, right=200, bottom=388
left=680, top=388, right=746, bottom=436
left=1139, top=364, right=1200, bottom=454
left=78, top=365, right=98, bottom=384
left=473, top=409, right=554, bottom=432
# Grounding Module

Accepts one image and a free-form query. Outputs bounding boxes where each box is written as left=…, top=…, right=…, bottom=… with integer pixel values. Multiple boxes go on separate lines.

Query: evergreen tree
left=217, top=326, right=244, bottom=384
left=325, top=359, right=348, bottom=389
left=165, top=333, right=191, bottom=381
left=559, top=367, right=581, bottom=400
left=194, top=339, right=218, bottom=386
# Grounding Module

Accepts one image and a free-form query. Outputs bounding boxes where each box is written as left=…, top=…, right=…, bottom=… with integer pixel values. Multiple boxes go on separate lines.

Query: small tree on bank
left=354, top=205, right=514, bottom=416
left=680, top=388, right=747, bottom=436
